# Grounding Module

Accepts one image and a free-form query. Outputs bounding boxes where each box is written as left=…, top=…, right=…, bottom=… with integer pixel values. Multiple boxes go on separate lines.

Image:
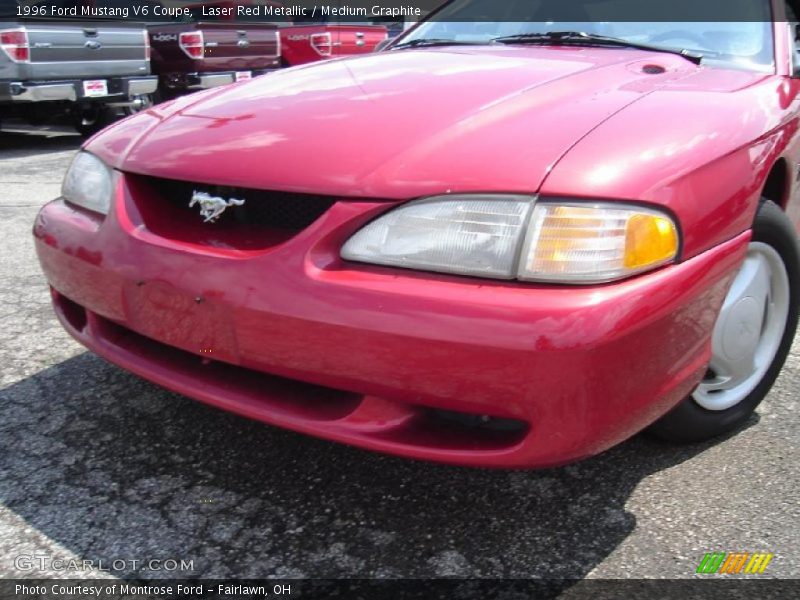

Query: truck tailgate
left=334, top=25, right=387, bottom=56
left=21, top=20, right=150, bottom=80
left=148, top=22, right=279, bottom=73
left=198, top=23, right=279, bottom=69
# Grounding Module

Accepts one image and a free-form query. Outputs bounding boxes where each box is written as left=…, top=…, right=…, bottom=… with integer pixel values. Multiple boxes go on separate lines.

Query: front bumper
left=33, top=188, right=749, bottom=468
left=0, top=76, right=158, bottom=103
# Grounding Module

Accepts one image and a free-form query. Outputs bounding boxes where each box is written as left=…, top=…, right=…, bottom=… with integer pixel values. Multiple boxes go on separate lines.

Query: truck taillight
left=143, top=29, right=151, bottom=61
left=0, top=29, right=30, bottom=63
left=179, top=31, right=204, bottom=60
left=310, top=32, right=332, bottom=57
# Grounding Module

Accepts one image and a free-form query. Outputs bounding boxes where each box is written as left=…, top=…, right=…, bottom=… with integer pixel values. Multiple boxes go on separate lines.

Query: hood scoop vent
left=642, top=64, right=667, bottom=75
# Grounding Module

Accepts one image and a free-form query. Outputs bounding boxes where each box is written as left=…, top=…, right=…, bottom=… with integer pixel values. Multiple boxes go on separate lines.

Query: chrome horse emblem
left=189, top=190, right=245, bottom=223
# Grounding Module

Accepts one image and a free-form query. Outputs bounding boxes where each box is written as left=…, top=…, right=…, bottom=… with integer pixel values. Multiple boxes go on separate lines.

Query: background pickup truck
left=146, top=1, right=280, bottom=100
left=0, top=0, right=157, bottom=136
left=162, top=0, right=387, bottom=72
left=278, top=17, right=388, bottom=67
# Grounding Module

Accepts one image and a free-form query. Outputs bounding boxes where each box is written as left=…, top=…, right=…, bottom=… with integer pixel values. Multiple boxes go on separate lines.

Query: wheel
left=152, top=86, right=178, bottom=105
left=649, top=200, right=800, bottom=443
left=73, top=104, right=113, bottom=137
left=151, top=88, right=167, bottom=105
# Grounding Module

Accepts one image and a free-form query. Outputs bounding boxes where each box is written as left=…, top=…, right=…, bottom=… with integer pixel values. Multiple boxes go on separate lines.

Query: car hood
left=102, top=46, right=702, bottom=198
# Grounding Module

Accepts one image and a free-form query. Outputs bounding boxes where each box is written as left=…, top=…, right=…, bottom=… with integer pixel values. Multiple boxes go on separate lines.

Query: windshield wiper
left=391, top=38, right=486, bottom=50
left=492, top=31, right=703, bottom=65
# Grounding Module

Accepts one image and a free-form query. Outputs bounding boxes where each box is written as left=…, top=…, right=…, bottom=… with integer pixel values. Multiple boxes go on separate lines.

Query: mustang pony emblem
left=189, top=190, right=245, bottom=223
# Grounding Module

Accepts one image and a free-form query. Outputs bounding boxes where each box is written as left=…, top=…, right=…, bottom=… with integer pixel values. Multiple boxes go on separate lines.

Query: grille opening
left=91, top=316, right=365, bottom=422
left=53, top=290, right=88, bottom=332
left=54, top=296, right=531, bottom=455
left=125, top=174, right=338, bottom=251
left=374, top=408, right=530, bottom=451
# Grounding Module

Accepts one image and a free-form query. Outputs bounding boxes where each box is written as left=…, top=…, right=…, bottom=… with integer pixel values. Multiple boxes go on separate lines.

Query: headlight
left=62, top=152, right=113, bottom=215
left=341, top=195, right=534, bottom=279
left=341, top=196, right=679, bottom=284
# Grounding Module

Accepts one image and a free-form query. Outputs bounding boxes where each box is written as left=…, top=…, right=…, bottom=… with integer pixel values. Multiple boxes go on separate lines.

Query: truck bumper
left=174, top=70, right=276, bottom=91
left=187, top=72, right=235, bottom=89
left=0, top=76, right=158, bottom=103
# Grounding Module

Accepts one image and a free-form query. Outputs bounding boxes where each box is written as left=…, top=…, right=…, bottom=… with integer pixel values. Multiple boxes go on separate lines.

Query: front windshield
left=401, top=0, right=775, bottom=72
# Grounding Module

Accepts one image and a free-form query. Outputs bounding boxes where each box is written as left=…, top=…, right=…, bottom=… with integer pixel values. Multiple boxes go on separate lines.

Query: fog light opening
left=430, top=409, right=529, bottom=433
left=54, top=291, right=87, bottom=333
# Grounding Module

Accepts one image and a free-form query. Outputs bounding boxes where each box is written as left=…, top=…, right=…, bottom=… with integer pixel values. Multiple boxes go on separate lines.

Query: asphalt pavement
left=1, top=125, right=798, bottom=582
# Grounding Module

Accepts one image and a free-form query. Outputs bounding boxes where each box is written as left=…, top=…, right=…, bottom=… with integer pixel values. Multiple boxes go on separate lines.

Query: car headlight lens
left=341, top=195, right=534, bottom=279
left=62, top=151, right=113, bottom=215
left=518, top=204, right=679, bottom=282
left=342, top=196, right=679, bottom=284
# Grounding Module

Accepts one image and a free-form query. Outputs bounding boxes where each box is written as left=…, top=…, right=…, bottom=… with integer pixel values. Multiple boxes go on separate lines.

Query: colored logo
left=696, top=552, right=773, bottom=575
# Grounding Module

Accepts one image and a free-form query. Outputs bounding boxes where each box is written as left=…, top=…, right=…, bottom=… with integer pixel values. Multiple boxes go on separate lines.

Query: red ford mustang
left=33, top=1, right=800, bottom=468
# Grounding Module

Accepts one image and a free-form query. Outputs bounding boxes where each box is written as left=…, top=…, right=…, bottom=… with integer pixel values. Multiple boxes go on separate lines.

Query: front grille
left=125, top=174, right=338, bottom=251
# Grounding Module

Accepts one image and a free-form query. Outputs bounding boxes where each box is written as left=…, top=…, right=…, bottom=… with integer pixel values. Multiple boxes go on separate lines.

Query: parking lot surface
left=1, top=126, right=799, bottom=581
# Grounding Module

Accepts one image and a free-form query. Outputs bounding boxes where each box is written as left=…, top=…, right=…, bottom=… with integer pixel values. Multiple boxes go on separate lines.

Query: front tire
left=649, top=200, right=800, bottom=443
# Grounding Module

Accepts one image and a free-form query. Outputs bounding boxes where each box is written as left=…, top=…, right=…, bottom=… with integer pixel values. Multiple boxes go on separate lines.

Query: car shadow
left=0, top=352, right=758, bottom=581
left=0, top=128, right=82, bottom=160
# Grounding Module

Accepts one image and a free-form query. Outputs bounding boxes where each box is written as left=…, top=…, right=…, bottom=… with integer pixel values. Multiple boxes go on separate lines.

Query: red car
left=34, top=1, right=800, bottom=468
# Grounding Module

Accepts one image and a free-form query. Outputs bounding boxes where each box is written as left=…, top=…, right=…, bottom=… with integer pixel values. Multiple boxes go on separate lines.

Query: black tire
left=73, top=104, right=113, bottom=137
left=152, top=86, right=179, bottom=105
left=649, top=200, right=800, bottom=443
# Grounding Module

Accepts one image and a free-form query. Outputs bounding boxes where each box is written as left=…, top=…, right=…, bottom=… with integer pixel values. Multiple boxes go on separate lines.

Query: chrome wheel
left=650, top=201, right=799, bottom=443
left=693, top=242, right=790, bottom=411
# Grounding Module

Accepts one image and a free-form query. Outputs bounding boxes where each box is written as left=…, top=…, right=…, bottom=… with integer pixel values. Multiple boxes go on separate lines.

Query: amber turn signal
left=518, top=204, right=678, bottom=283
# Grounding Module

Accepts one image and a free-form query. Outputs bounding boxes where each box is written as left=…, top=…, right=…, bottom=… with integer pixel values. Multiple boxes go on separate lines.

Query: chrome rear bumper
left=0, top=76, right=157, bottom=103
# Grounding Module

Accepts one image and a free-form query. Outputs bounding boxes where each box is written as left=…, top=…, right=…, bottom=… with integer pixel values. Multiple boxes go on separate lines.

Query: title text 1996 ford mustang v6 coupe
left=33, top=0, right=800, bottom=467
